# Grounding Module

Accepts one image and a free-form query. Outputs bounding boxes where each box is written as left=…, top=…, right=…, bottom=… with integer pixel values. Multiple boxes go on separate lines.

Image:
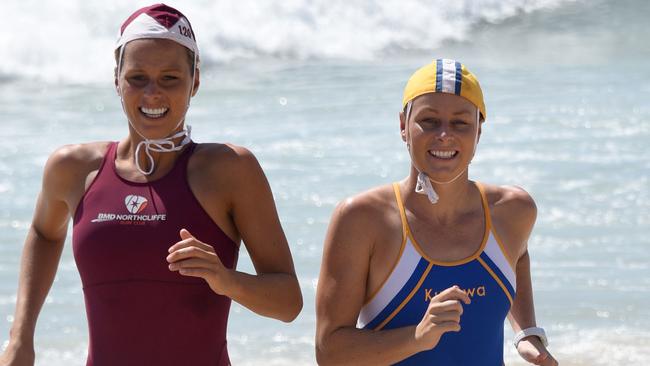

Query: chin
left=425, top=163, right=468, bottom=180
left=130, top=120, right=180, bottom=139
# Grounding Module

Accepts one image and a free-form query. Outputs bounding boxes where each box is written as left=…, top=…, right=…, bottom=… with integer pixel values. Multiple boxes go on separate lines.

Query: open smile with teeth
left=429, top=150, right=458, bottom=159
left=140, top=107, right=169, bottom=119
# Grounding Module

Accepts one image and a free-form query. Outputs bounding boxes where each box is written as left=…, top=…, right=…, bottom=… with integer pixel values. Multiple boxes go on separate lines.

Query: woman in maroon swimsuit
left=0, top=4, right=302, bottom=366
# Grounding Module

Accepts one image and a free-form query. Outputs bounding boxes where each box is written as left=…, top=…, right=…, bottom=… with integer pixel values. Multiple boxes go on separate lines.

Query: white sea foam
left=29, top=327, right=649, bottom=365
left=504, top=327, right=650, bottom=366
left=1, top=0, right=576, bottom=83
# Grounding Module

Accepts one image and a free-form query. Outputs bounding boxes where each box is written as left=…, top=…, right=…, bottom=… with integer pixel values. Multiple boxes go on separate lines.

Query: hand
left=517, top=336, right=558, bottom=366
left=0, top=342, right=35, bottom=366
left=166, top=228, right=231, bottom=295
left=414, top=285, right=471, bottom=351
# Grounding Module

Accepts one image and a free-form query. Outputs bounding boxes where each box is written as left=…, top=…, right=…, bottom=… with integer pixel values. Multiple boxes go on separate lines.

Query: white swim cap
left=116, top=3, right=199, bottom=59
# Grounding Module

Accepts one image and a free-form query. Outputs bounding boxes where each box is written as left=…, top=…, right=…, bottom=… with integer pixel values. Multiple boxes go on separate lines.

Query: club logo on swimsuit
left=125, top=195, right=148, bottom=214
left=90, top=194, right=167, bottom=224
left=424, top=286, right=487, bottom=302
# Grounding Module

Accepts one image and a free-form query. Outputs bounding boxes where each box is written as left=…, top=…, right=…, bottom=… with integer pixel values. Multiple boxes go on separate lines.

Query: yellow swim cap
left=402, top=59, right=486, bottom=121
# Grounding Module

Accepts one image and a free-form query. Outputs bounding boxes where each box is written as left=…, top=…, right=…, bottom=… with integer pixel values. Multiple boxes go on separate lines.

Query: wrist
left=513, top=326, right=548, bottom=348
left=9, top=325, right=35, bottom=345
left=215, top=266, right=238, bottom=297
left=6, top=337, right=35, bottom=353
left=411, top=324, right=429, bottom=353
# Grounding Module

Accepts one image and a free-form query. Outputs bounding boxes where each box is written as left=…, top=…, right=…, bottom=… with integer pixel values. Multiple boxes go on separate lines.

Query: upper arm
left=508, top=186, right=537, bottom=260
left=316, top=199, right=374, bottom=342
left=492, top=185, right=538, bottom=263
left=498, top=187, right=539, bottom=328
left=31, top=146, right=84, bottom=242
left=227, top=147, right=296, bottom=275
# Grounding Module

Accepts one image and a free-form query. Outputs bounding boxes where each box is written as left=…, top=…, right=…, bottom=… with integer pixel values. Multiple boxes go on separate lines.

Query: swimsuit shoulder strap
left=392, top=182, right=409, bottom=241
left=474, top=181, right=493, bottom=232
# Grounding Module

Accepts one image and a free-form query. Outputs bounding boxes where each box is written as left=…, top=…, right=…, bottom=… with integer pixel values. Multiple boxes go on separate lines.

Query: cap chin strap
left=405, top=101, right=480, bottom=204
left=415, top=171, right=440, bottom=204
left=131, top=124, right=192, bottom=175
left=117, top=45, right=197, bottom=176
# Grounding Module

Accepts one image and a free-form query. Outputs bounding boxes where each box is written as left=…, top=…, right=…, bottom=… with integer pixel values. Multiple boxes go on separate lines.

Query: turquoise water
left=1, top=0, right=649, bottom=365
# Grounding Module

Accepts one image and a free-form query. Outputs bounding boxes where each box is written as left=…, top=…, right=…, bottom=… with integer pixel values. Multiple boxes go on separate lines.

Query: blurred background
left=1, top=0, right=649, bottom=364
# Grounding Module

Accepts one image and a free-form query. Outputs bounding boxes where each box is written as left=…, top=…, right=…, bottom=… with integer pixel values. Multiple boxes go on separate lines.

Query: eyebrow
left=452, top=110, right=473, bottom=116
left=414, top=108, right=473, bottom=116
left=414, top=107, right=440, bottom=114
left=123, top=66, right=185, bottom=73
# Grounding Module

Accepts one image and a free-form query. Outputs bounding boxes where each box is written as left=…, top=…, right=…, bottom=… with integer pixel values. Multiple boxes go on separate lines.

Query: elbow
left=316, top=351, right=338, bottom=365
left=316, top=341, right=343, bottom=366
left=315, top=330, right=341, bottom=366
left=289, top=293, right=304, bottom=322
left=315, top=343, right=331, bottom=365
left=280, top=287, right=303, bottom=323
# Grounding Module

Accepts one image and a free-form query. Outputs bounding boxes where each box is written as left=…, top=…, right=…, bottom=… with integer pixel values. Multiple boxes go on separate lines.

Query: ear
left=191, top=68, right=200, bottom=97
left=399, top=111, right=407, bottom=142
left=114, top=67, right=120, bottom=95
left=477, top=120, right=484, bottom=144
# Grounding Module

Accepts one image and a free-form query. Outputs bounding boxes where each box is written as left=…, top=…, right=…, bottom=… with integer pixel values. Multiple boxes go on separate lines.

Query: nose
left=436, top=122, right=451, bottom=141
left=143, top=80, right=161, bottom=98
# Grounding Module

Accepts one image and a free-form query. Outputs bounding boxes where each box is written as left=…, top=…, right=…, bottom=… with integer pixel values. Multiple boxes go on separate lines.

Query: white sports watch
left=513, top=327, right=548, bottom=348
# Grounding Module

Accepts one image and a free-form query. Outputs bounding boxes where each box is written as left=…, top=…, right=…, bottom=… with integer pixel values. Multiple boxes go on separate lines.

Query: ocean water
left=1, top=0, right=649, bottom=365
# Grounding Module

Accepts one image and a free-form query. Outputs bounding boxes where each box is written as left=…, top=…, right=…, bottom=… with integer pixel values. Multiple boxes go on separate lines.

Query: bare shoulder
left=328, top=184, right=398, bottom=249
left=334, top=184, right=395, bottom=224
left=480, top=183, right=537, bottom=260
left=187, top=143, right=269, bottom=223
left=191, top=142, right=261, bottom=180
left=43, top=142, right=111, bottom=188
left=34, top=141, right=112, bottom=221
left=47, top=141, right=108, bottom=165
left=481, top=183, right=537, bottom=229
left=192, top=142, right=254, bottom=160
left=322, top=184, right=403, bottom=306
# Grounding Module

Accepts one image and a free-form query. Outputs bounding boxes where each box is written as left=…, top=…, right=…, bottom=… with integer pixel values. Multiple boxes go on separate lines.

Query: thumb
left=179, top=228, right=194, bottom=240
left=536, top=351, right=549, bottom=365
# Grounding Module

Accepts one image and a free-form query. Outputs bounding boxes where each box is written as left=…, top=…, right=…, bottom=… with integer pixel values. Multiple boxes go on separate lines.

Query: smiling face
left=401, top=92, right=481, bottom=182
left=115, top=38, right=199, bottom=139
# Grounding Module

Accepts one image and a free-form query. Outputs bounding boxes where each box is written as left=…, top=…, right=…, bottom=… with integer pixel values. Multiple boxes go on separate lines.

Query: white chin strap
left=132, top=124, right=192, bottom=175
left=405, top=101, right=481, bottom=204
left=416, top=171, right=440, bottom=204
left=117, top=44, right=197, bottom=175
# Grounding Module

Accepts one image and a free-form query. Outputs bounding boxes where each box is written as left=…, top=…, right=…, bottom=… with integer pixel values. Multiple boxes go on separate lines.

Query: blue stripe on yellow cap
left=454, top=61, right=462, bottom=95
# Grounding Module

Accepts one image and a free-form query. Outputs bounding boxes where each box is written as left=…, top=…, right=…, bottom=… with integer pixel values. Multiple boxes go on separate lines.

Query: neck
left=121, top=125, right=190, bottom=178
left=402, top=168, right=478, bottom=224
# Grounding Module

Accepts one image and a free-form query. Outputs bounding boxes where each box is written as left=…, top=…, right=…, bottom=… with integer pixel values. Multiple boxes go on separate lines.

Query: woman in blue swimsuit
left=315, top=59, right=558, bottom=365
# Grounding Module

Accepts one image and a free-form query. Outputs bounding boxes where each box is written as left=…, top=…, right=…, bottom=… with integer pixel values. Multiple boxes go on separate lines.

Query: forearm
left=317, top=325, right=424, bottom=366
left=508, top=251, right=537, bottom=332
left=9, top=227, right=65, bottom=343
left=508, top=303, right=537, bottom=333
left=223, top=270, right=302, bottom=322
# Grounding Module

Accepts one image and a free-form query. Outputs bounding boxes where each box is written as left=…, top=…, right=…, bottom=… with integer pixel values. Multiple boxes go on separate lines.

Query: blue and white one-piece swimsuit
left=357, top=182, right=517, bottom=365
